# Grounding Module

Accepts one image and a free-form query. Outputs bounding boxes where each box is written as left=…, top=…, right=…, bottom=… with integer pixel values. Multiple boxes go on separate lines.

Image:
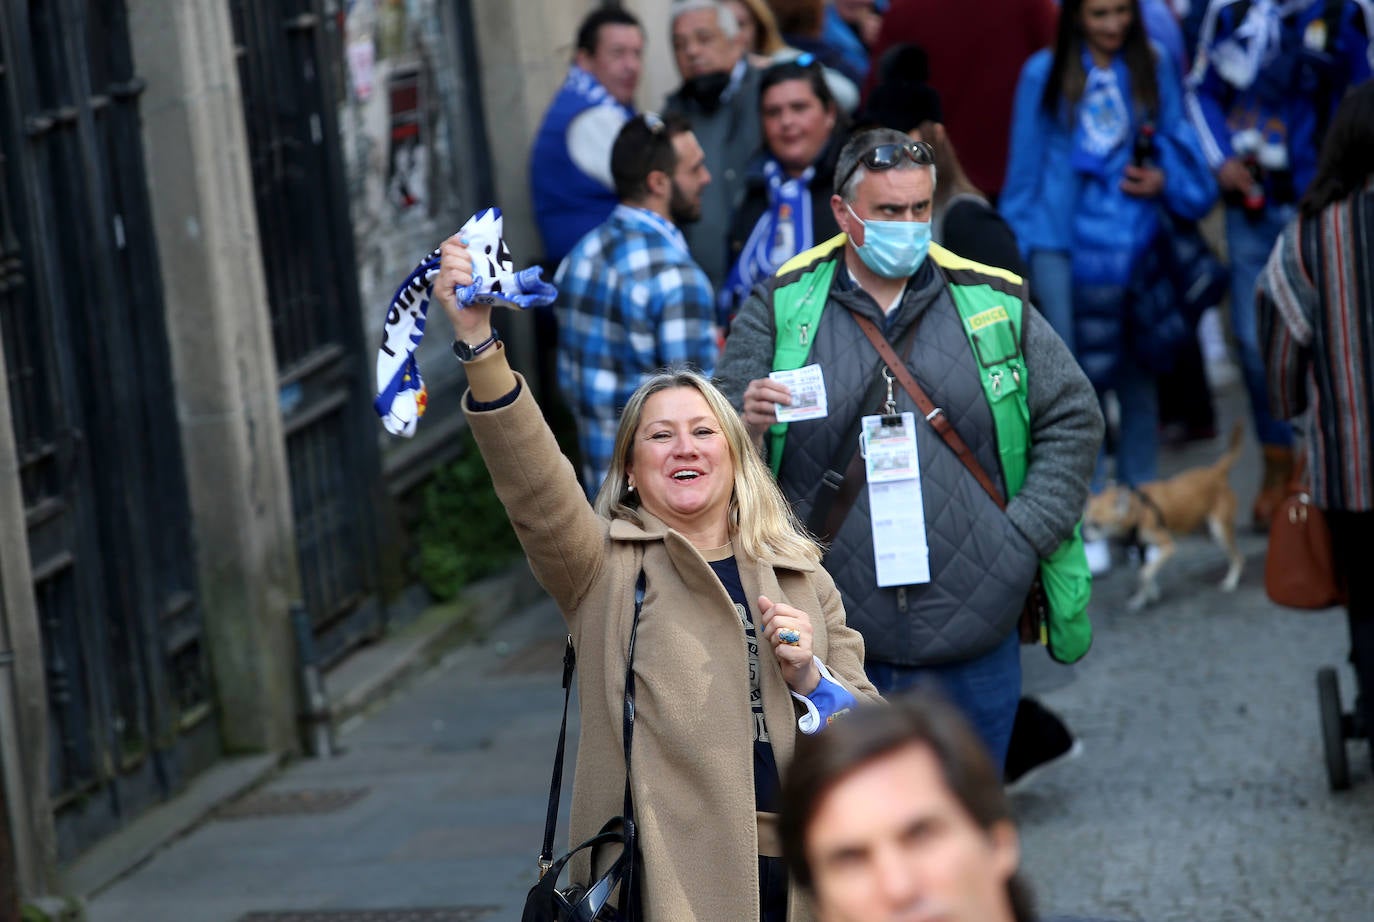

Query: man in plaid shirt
left=555, top=112, right=719, bottom=496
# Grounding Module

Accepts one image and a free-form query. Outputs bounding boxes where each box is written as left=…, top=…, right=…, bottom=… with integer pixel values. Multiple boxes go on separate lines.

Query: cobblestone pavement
left=86, top=598, right=579, bottom=922
left=1016, top=426, right=1374, bottom=922
left=87, top=401, right=1374, bottom=922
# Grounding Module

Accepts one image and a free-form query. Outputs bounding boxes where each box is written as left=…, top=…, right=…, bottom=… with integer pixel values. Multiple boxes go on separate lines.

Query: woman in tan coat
left=434, top=234, right=879, bottom=921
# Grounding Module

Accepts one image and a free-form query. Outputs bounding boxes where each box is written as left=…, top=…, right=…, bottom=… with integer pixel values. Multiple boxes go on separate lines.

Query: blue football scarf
left=1071, top=53, right=1130, bottom=180
left=1210, top=0, right=1283, bottom=91
left=722, top=159, right=814, bottom=314
left=374, top=206, right=557, bottom=436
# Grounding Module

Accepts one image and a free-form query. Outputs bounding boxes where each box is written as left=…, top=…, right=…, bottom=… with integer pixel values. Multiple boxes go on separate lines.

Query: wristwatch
left=452, top=328, right=500, bottom=362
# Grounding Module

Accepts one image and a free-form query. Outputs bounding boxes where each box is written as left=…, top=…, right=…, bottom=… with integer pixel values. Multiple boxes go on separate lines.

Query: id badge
left=861, top=412, right=930, bottom=587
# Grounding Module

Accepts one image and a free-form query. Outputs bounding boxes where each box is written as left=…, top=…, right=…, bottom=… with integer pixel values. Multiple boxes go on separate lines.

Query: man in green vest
left=716, top=128, right=1102, bottom=769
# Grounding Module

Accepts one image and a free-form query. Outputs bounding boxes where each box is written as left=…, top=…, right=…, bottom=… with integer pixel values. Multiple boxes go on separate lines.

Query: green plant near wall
left=413, top=428, right=522, bottom=600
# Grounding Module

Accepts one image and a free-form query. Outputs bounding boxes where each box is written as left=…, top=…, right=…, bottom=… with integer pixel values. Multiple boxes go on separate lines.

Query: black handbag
left=522, top=572, right=646, bottom=922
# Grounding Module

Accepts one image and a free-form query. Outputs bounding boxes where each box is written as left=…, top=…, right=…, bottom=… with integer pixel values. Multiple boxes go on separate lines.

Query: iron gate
left=0, top=0, right=216, bottom=859
left=230, top=0, right=384, bottom=667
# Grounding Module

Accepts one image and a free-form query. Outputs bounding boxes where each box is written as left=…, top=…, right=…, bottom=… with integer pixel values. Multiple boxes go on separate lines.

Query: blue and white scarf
left=563, top=63, right=625, bottom=113
left=722, top=159, right=814, bottom=313
left=373, top=207, right=557, bottom=436
left=1071, top=50, right=1131, bottom=180
left=1210, top=0, right=1285, bottom=90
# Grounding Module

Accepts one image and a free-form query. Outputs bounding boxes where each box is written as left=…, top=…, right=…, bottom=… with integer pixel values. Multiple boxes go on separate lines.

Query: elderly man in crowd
left=664, top=0, right=764, bottom=294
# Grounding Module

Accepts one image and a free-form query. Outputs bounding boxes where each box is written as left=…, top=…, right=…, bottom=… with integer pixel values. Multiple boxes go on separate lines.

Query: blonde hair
left=594, top=368, right=823, bottom=565
left=729, top=0, right=787, bottom=55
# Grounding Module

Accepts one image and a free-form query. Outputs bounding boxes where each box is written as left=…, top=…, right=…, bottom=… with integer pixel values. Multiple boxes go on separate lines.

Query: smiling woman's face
left=625, top=386, right=735, bottom=544
left=762, top=77, right=836, bottom=176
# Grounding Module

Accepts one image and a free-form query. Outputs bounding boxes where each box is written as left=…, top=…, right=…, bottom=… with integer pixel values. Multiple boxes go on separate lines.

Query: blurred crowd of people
left=523, top=0, right=1371, bottom=777
left=531, top=0, right=1369, bottom=554
left=465, top=2, right=1374, bottom=918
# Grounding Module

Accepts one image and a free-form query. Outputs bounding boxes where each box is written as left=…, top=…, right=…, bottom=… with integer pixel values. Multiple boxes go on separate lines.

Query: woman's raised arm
left=440, top=234, right=608, bottom=615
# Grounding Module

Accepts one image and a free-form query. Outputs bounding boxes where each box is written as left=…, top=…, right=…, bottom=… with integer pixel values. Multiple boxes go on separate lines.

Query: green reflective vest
left=767, top=237, right=1092, bottom=663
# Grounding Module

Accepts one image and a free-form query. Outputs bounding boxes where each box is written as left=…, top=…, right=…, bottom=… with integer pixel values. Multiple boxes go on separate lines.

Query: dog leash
left=1126, top=486, right=1166, bottom=554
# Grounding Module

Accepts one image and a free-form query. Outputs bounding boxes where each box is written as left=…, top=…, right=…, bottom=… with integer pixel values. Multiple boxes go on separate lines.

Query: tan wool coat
left=463, top=368, right=879, bottom=922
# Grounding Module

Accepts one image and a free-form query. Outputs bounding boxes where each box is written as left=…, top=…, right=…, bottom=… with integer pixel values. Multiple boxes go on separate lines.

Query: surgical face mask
left=845, top=203, right=932, bottom=279
left=679, top=70, right=732, bottom=112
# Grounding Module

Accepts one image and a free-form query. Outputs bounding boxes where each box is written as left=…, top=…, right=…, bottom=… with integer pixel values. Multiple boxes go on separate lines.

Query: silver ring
left=778, top=628, right=801, bottom=646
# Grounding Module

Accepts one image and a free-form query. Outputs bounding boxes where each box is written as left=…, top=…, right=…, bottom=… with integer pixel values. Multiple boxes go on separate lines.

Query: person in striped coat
left=1258, top=80, right=1374, bottom=769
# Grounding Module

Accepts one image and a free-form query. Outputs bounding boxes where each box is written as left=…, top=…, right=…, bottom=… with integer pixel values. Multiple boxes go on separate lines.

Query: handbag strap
left=1288, top=448, right=1310, bottom=492
left=537, top=637, right=578, bottom=876
left=622, top=570, right=646, bottom=817
left=849, top=310, right=1007, bottom=511
left=536, top=568, right=647, bottom=878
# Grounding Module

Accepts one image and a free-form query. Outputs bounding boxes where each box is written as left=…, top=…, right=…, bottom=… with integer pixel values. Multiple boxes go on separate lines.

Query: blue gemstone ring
left=778, top=628, right=801, bottom=646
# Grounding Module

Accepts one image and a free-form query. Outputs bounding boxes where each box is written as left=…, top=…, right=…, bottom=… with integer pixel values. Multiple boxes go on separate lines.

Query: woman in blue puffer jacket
left=1001, top=0, right=1215, bottom=491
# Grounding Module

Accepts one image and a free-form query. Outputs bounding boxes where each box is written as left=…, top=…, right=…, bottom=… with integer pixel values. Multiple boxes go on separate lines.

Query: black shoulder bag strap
left=535, top=569, right=647, bottom=879
left=806, top=313, right=923, bottom=547
left=617, top=569, right=647, bottom=916
left=536, top=635, right=579, bottom=878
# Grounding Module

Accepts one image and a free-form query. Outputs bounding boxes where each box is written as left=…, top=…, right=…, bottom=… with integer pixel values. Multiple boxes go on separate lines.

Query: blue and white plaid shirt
left=555, top=204, right=718, bottom=495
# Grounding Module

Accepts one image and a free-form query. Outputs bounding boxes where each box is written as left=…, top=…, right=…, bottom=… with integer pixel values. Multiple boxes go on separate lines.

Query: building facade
left=0, top=0, right=701, bottom=902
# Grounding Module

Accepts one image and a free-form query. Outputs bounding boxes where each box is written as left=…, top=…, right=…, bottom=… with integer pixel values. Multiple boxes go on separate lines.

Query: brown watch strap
left=848, top=311, right=1007, bottom=511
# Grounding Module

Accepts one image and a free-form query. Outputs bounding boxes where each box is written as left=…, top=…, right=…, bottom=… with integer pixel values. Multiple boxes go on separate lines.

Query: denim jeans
left=1094, top=347, right=1159, bottom=489
left=1030, top=249, right=1075, bottom=354
left=865, top=630, right=1022, bottom=770
left=1032, top=249, right=1158, bottom=485
left=1225, top=205, right=1294, bottom=447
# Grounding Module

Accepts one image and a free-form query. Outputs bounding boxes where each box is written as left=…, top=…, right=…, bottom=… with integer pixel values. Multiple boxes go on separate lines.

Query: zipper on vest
left=896, top=586, right=908, bottom=613
left=799, top=322, right=810, bottom=346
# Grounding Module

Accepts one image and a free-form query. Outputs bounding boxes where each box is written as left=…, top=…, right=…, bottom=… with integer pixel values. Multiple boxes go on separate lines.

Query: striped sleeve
left=1257, top=220, right=1314, bottom=419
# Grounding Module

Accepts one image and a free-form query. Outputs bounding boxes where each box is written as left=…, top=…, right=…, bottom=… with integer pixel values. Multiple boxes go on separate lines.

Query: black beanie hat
left=857, top=43, right=943, bottom=132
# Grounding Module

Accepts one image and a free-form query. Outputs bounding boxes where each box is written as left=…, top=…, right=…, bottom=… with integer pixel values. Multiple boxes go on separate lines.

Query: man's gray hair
left=669, top=0, right=740, bottom=38
left=835, top=127, right=937, bottom=201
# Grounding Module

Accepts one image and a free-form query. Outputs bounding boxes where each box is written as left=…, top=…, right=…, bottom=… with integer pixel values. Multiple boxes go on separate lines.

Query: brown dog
left=1085, top=423, right=1245, bottom=610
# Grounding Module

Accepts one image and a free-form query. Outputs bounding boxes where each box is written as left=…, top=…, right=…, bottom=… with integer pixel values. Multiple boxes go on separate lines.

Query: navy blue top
left=708, top=555, right=783, bottom=814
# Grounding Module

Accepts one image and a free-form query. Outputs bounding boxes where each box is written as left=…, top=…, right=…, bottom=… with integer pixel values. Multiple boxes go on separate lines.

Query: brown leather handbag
left=1264, top=455, right=1346, bottom=609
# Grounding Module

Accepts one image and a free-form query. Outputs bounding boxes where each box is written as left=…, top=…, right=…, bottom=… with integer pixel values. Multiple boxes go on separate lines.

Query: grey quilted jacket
left=716, top=250, right=1103, bottom=666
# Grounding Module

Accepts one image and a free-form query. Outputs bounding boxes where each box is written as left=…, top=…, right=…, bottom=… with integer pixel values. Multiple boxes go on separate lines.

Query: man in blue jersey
left=530, top=8, right=645, bottom=266
left=1187, top=0, right=1372, bottom=528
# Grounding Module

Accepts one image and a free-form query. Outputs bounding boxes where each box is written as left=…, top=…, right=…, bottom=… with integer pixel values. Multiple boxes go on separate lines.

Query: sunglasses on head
left=642, top=111, right=666, bottom=135
left=838, top=140, right=935, bottom=193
